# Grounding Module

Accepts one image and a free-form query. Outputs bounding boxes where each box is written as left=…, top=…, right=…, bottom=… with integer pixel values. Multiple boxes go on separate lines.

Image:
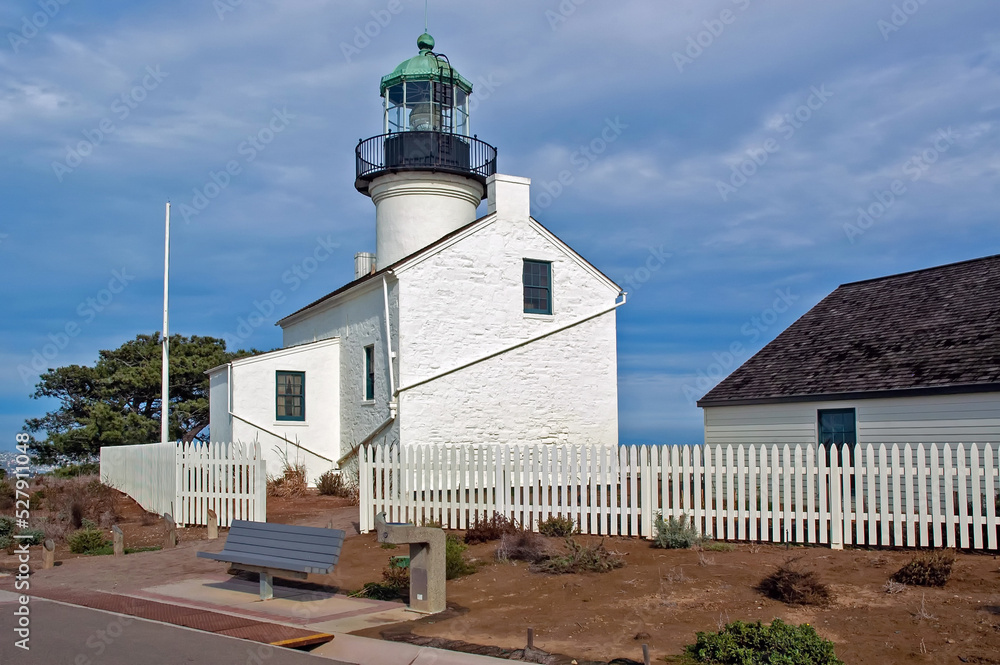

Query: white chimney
left=486, top=174, right=531, bottom=220
left=354, top=252, right=376, bottom=279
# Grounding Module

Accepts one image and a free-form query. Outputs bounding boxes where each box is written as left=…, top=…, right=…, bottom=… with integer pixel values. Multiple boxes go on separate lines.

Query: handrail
left=355, top=131, right=497, bottom=190
left=229, top=412, right=334, bottom=463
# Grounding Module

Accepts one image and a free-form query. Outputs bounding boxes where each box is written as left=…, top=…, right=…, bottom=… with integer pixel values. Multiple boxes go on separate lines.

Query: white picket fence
left=358, top=442, right=1000, bottom=550
left=100, top=441, right=267, bottom=527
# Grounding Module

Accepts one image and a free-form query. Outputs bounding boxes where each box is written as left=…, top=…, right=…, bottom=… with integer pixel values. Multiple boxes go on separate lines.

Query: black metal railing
left=355, top=132, right=497, bottom=192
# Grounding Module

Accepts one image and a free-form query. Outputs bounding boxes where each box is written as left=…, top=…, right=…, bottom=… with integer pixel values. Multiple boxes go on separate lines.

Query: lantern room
left=355, top=32, right=497, bottom=196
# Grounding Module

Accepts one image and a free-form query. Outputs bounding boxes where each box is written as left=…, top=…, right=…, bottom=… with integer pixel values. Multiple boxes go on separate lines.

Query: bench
left=197, top=520, right=346, bottom=600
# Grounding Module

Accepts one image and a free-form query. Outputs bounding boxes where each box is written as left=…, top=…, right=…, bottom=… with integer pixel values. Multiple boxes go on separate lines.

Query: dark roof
left=698, top=254, right=1000, bottom=407
left=276, top=214, right=619, bottom=325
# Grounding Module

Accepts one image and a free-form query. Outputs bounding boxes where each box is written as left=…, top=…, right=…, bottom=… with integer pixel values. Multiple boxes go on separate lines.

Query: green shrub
left=0, top=534, right=11, bottom=553
left=652, top=513, right=701, bottom=549
left=357, top=557, right=410, bottom=601
left=446, top=535, right=476, bottom=579
left=537, top=515, right=578, bottom=538
left=68, top=528, right=110, bottom=554
left=892, top=550, right=955, bottom=587
left=532, top=537, right=625, bottom=574
left=464, top=512, right=520, bottom=544
left=701, top=541, right=736, bottom=552
left=686, top=619, right=843, bottom=664
left=0, top=515, right=14, bottom=537
left=16, top=529, right=45, bottom=546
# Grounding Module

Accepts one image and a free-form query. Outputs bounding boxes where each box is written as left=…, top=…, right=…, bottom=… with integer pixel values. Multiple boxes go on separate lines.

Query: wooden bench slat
left=197, top=550, right=336, bottom=575
left=230, top=520, right=345, bottom=540
left=218, top=541, right=342, bottom=566
left=225, top=531, right=344, bottom=552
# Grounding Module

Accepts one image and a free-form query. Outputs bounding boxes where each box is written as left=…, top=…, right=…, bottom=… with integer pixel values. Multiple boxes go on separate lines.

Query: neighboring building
left=698, top=255, right=1000, bottom=457
left=208, top=33, right=623, bottom=482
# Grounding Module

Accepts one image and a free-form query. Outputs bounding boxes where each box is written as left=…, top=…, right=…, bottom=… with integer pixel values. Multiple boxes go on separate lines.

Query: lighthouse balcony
left=355, top=131, right=497, bottom=195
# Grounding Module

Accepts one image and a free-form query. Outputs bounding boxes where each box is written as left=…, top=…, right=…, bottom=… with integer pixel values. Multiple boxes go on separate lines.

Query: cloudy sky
left=1, top=0, right=998, bottom=452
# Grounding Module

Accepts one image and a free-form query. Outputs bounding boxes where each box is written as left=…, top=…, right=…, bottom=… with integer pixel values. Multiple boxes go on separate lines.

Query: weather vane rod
left=424, top=0, right=428, bottom=32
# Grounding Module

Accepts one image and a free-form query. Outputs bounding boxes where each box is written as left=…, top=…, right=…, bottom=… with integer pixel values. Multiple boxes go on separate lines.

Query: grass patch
left=652, top=513, right=702, bottom=549
left=532, top=537, right=625, bottom=574
left=892, top=549, right=955, bottom=587
left=700, top=541, right=735, bottom=552
left=67, top=527, right=110, bottom=554
left=464, top=512, right=520, bottom=544
left=537, top=515, right=578, bottom=538
left=684, top=619, right=843, bottom=664
left=757, top=558, right=831, bottom=605
left=84, top=545, right=163, bottom=556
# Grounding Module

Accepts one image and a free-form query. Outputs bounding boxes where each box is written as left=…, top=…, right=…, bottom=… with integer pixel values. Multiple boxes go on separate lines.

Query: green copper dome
left=379, top=33, right=473, bottom=96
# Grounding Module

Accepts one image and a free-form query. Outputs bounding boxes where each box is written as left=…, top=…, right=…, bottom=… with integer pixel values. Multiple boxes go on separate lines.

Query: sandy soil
left=2, top=486, right=998, bottom=664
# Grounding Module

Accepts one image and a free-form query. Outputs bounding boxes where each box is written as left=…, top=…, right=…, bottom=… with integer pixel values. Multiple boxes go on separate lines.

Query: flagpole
left=161, top=202, right=170, bottom=444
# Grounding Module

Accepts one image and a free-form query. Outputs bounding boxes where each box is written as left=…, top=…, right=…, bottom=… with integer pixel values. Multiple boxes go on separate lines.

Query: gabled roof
left=276, top=213, right=620, bottom=327
left=698, top=254, right=1000, bottom=407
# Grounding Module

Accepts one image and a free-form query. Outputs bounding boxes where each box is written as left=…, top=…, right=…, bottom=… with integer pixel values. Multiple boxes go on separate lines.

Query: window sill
left=274, top=421, right=308, bottom=427
left=360, top=400, right=376, bottom=406
left=523, top=312, right=554, bottom=320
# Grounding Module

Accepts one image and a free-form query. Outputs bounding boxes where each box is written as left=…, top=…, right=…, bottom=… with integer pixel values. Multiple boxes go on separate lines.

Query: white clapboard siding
left=359, top=442, right=1000, bottom=550
left=100, top=441, right=266, bottom=527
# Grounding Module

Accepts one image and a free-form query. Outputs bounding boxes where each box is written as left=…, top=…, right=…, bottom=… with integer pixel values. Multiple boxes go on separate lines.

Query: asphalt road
left=0, top=597, right=345, bottom=665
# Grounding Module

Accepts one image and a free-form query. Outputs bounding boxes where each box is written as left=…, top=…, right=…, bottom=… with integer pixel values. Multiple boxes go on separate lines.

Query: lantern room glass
left=383, top=81, right=470, bottom=136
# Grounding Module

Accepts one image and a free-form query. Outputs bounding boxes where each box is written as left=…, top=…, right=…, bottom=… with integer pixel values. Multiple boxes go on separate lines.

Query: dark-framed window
left=363, top=345, right=375, bottom=401
left=275, top=371, right=305, bottom=421
left=819, top=408, right=856, bottom=465
left=523, top=259, right=552, bottom=314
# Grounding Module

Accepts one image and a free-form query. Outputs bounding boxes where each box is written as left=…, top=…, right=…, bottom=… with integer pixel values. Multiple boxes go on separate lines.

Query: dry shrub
left=892, top=550, right=955, bottom=587
left=496, top=530, right=549, bottom=563
left=40, top=475, right=121, bottom=538
left=0, top=479, right=14, bottom=510
left=316, top=470, right=353, bottom=497
left=758, top=558, right=831, bottom=605
left=464, top=512, right=521, bottom=544
left=267, top=460, right=307, bottom=498
left=532, top=537, right=625, bottom=574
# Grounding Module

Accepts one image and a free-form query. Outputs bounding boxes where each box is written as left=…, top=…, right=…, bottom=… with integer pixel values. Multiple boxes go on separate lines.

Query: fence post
left=829, top=446, right=843, bottom=550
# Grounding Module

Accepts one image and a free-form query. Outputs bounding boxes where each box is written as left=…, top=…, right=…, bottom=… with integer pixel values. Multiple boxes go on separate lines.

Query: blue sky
left=2, top=0, right=998, bottom=453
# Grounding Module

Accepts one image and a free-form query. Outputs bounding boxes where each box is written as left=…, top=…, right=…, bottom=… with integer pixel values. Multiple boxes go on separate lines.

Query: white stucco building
left=208, top=33, right=623, bottom=482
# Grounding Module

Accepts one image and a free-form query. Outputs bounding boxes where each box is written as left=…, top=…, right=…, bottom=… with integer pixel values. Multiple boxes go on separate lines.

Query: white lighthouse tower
left=354, top=32, right=498, bottom=268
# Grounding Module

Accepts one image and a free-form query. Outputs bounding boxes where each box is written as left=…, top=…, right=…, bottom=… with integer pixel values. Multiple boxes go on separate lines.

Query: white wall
left=208, top=370, right=231, bottom=444
left=208, top=338, right=340, bottom=485
left=395, top=210, right=620, bottom=447
left=704, top=392, right=1000, bottom=447
left=281, top=280, right=398, bottom=457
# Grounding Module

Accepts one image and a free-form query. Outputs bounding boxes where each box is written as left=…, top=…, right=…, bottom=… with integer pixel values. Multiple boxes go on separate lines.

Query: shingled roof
left=698, top=254, right=1000, bottom=407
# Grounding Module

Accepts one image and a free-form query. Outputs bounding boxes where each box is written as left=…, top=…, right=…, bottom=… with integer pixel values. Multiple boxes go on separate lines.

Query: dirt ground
left=3, top=485, right=999, bottom=664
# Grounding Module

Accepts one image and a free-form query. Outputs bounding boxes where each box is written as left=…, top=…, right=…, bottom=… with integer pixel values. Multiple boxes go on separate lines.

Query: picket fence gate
left=100, top=440, right=266, bottom=527
left=358, top=442, right=1000, bottom=550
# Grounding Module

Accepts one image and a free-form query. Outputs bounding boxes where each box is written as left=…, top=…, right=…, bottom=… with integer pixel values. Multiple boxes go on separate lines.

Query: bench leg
left=260, top=573, right=273, bottom=601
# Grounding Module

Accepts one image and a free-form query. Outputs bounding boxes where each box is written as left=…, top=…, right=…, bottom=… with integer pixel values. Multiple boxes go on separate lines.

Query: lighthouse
left=354, top=32, right=498, bottom=269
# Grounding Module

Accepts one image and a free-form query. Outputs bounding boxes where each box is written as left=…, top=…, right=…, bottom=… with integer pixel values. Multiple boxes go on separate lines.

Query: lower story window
left=819, top=408, right=856, bottom=465
left=276, top=371, right=305, bottom=421
left=364, top=345, right=375, bottom=401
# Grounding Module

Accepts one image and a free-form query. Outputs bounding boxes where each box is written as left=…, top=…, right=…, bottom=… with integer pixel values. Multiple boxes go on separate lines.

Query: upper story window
left=364, top=345, right=375, bottom=401
left=818, top=408, right=856, bottom=465
left=276, top=371, right=305, bottom=421
left=523, top=260, right=552, bottom=314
